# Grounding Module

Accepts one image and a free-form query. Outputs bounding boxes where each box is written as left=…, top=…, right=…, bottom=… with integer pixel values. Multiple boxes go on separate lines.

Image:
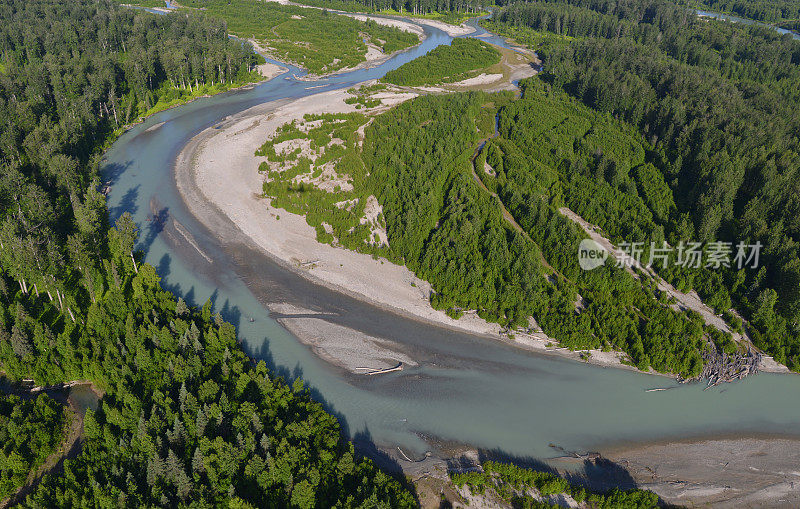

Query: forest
left=176, top=0, right=419, bottom=74
left=0, top=214, right=415, bottom=507
left=687, top=0, right=800, bottom=22
left=289, top=0, right=491, bottom=17
left=0, top=0, right=261, bottom=321
left=0, top=394, right=66, bottom=499
left=381, top=38, right=501, bottom=86
left=489, top=0, right=800, bottom=370
left=0, top=0, right=417, bottom=505
left=360, top=88, right=718, bottom=375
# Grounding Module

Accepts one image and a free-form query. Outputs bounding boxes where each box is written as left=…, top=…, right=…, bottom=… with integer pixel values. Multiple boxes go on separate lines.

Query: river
left=696, top=9, right=800, bottom=40
left=102, top=16, right=800, bottom=462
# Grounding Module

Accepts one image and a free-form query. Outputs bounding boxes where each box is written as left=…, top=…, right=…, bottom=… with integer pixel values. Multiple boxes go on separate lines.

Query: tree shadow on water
left=137, top=206, right=169, bottom=253
left=242, top=337, right=355, bottom=441
left=109, top=185, right=140, bottom=221
left=352, top=428, right=419, bottom=501
left=101, top=160, right=132, bottom=186
left=218, top=299, right=242, bottom=330
left=156, top=253, right=171, bottom=280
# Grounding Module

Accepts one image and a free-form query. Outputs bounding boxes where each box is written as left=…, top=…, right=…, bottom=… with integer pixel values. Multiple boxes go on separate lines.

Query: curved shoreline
left=111, top=9, right=800, bottom=507
left=172, top=84, right=688, bottom=378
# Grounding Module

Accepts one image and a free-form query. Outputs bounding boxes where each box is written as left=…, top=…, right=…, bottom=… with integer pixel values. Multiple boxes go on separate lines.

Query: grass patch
left=113, top=0, right=169, bottom=7
left=258, top=111, right=390, bottom=256
left=480, top=20, right=574, bottom=57
left=178, top=0, right=418, bottom=74
left=381, top=38, right=500, bottom=86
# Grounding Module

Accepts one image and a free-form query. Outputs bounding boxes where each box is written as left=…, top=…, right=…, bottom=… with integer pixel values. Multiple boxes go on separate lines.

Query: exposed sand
left=448, top=72, right=503, bottom=87
left=247, top=39, right=290, bottom=81
left=343, top=13, right=425, bottom=38
left=257, top=61, right=289, bottom=81
left=415, top=436, right=800, bottom=509
left=263, top=0, right=472, bottom=37
left=602, top=437, right=800, bottom=508
left=413, top=17, right=476, bottom=36
left=174, top=86, right=519, bottom=370
left=269, top=303, right=416, bottom=372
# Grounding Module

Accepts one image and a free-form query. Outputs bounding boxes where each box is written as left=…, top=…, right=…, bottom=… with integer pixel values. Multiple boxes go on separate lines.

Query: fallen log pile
left=679, top=348, right=761, bottom=388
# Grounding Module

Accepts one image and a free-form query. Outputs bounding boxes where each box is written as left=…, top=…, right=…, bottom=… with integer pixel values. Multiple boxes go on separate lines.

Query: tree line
left=291, top=0, right=492, bottom=16
left=452, top=461, right=659, bottom=508
left=0, top=0, right=260, bottom=324
left=689, top=0, right=800, bottom=23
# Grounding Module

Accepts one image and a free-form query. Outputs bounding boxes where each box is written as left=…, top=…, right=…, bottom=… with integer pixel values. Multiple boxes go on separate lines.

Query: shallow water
left=103, top=18, right=800, bottom=460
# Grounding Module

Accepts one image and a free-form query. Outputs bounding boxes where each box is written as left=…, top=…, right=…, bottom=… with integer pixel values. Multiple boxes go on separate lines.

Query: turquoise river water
left=102, top=16, right=800, bottom=461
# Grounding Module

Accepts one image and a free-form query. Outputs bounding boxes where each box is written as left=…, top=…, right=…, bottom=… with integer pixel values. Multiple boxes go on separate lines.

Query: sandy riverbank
left=396, top=435, right=800, bottom=509
left=248, top=39, right=290, bottom=81
left=599, top=436, right=800, bottom=508
left=172, top=84, right=683, bottom=377
left=175, top=86, right=481, bottom=373
left=410, top=17, right=476, bottom=36
left=342, top=13, right=426, bottom=37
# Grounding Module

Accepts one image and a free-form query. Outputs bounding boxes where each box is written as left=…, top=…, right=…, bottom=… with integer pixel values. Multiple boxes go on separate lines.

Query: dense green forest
left=489, top=0, right=800, bottom=369
left=452, top=461, right=659, bottom=508
left=176, top=0, right=419, bottom=74
left=289, top=0, right=491, bottom=17
left=0, top=0, right=417, bottom=505
left=381, top=38, right=500, bottom=85
left=0, top=0, right=260, bottom=315
left=260, top=85, right=723, bottom=375
left=366, top=90, right=721, bottom=375
left=689, top=0, right=800, bottom=23
left=0, top=394, right=66, bottom=499
left=0, top=216, right=415, bottom=507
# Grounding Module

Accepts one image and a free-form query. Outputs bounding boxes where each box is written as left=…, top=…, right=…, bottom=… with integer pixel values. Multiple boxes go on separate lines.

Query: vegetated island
left=157, top=0, right=423, bottom=75
left=381, top=37, right=539, bottom=91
